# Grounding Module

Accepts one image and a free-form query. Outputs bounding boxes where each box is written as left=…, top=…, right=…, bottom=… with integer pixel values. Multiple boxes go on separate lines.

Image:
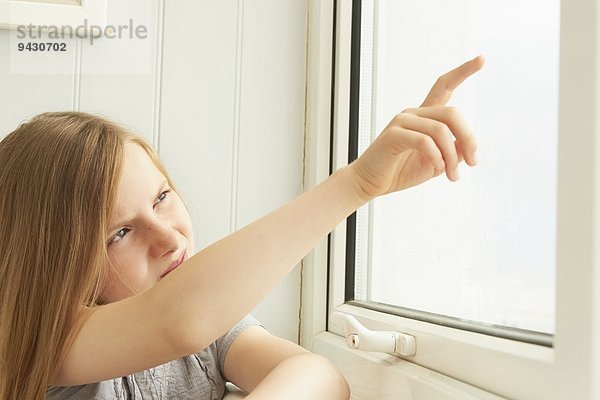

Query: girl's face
left=99, top=143, right=194, bottom=303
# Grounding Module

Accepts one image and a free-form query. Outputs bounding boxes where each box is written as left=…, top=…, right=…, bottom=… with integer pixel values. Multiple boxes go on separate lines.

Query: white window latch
left=332, top=312, right=416, bottom=357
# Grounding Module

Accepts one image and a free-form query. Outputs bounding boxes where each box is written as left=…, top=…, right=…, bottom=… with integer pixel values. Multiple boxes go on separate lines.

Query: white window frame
left=0, top=0, right=107, bottom=31
left=301, top=0, right=600, bottom=399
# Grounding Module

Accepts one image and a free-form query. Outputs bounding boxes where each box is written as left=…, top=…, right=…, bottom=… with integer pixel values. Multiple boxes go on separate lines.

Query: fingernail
left=471, top=152, right=478, bottom=165
left=453, top=167, right=460, bottom=181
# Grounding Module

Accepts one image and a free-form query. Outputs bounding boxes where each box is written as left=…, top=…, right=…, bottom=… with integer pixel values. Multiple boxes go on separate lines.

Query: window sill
left=311, top=332, right=505, bottom=400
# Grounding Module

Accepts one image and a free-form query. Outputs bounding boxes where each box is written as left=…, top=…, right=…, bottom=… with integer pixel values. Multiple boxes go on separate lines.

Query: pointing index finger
left=420, top=55, right=485, bottom=107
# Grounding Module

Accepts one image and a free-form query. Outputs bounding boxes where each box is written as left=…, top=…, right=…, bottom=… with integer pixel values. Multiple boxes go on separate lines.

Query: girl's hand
left=349, top=55, right=485, bottom=202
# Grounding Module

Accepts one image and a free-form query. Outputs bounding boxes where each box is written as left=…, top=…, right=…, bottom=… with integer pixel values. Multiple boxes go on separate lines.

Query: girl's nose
left=148, top=220, right=181, bottom=259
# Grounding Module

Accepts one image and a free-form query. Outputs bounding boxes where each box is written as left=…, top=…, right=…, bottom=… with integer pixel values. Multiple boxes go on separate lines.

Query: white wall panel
left=235, top=0, right=307, bottom=342
left=0, top=29, right=75, bottom=134
left=160, top=0, right=238, bottom=250
left=78, top=0, right=158, bottom=143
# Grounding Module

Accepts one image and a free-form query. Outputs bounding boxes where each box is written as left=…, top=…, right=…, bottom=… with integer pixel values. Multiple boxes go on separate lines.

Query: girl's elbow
left=304, top=353, right=350, bottom=400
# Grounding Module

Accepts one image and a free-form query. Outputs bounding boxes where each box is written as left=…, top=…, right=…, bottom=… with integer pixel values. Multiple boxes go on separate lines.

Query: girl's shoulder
left=47, top=351, right=225, bottom=400
left=46, top=315, right=262, bottom=400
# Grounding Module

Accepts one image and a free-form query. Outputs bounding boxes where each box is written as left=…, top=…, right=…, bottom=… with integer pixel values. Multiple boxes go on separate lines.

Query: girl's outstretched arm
left=52, top=56, right=484, bottom=387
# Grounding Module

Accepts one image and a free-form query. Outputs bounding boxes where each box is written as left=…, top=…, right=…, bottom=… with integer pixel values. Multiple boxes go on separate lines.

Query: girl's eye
left=108, top=228, right=130, bottom=245
left=156, top=189, right=171, bottom=205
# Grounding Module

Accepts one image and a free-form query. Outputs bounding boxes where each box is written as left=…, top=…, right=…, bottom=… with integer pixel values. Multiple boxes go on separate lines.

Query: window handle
left=332, top=312, right=416, bottom=357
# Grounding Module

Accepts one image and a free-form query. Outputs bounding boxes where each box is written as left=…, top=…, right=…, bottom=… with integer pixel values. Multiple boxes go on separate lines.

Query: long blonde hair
left=0, top=112, right=173, bottom=399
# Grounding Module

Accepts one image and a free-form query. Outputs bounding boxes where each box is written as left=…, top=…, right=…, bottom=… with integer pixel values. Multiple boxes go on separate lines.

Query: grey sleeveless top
left=46, top=315, right=261, bottom=400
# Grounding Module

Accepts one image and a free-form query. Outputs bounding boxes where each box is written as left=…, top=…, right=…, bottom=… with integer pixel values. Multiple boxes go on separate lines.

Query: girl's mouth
left=160, top=250, right=187, bottom=279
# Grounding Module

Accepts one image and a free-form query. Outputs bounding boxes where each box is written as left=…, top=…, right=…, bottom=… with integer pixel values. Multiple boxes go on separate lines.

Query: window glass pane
left=354, top=0, right=559, bottom=335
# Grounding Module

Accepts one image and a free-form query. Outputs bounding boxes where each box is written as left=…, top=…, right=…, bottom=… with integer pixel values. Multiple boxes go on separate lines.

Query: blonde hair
left=0, top=111, right=174, bottom=399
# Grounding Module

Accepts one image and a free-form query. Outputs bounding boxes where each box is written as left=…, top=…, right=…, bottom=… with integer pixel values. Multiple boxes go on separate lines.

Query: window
left=302, top=1, right=600, bottom=399
left=350, top=0, right=559, bottom=344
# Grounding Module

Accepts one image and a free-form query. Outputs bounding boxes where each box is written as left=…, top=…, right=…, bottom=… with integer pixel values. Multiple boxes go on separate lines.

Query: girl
left=0, top=56, right=483, bottom=400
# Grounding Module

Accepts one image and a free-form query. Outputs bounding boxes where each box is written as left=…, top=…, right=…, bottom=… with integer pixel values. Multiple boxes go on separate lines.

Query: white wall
left=0, top=0, right=307, bottom=343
